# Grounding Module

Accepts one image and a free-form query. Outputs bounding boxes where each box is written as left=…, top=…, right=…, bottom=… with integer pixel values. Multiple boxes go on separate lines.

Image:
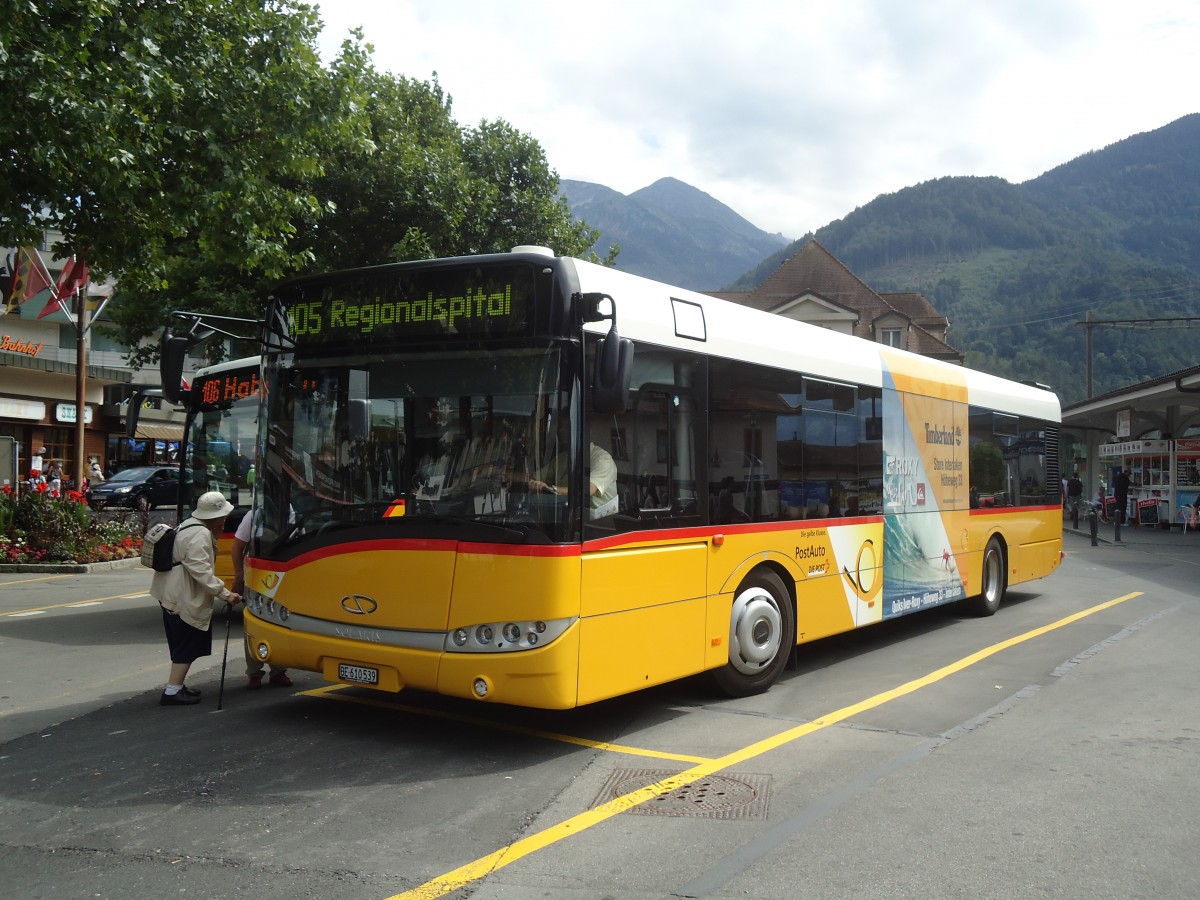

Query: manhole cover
left=591, top=768, right=771, bottom=819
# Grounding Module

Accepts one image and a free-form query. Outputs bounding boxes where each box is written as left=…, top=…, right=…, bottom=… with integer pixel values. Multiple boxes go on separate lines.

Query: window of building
left=881, top=328, right=903, bottom=348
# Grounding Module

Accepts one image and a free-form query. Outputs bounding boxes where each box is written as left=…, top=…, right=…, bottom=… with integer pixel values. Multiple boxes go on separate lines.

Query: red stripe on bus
left=582, top=515, right=883, bottom=552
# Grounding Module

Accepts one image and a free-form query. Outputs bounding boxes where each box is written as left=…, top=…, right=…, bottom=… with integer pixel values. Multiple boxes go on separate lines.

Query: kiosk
left=1098, top=439, right=1200, bottom=528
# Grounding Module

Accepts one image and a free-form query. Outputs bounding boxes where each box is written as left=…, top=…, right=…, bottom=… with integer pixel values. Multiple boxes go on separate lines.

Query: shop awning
left=134, top=423, right=185, bottom=442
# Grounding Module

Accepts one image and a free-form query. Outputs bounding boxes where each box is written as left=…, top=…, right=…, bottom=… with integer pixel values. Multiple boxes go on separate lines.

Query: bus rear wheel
left=710, top=569, right=795, bottom=697
left=965, top=537, right=1006, bottom=617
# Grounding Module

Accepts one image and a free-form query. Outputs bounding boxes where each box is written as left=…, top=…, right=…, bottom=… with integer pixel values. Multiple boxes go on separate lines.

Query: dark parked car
left=87, top=466, right=181, bottom=510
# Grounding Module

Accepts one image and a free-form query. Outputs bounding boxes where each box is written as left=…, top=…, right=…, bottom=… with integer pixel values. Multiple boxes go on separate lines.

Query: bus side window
left=586, top=342, right=706, bottom=536
left=710, top=358, right=805, bottom=523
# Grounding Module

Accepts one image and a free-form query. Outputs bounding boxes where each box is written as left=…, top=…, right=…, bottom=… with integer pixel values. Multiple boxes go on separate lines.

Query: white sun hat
left=193, top=491, right=235, bottom=520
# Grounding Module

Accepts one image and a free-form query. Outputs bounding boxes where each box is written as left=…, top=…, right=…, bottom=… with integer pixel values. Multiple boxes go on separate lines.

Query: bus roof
left=566, top=256, right=1060, bottom=423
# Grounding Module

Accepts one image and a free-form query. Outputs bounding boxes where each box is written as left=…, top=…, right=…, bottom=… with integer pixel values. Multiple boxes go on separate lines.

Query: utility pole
left=1085, top=310, right=1093, bottom=399
left=73, top=295, right=89, bottom=490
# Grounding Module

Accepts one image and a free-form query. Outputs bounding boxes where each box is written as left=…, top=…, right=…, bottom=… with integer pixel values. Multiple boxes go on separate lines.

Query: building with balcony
left=1, top=239, right=189, bottom=486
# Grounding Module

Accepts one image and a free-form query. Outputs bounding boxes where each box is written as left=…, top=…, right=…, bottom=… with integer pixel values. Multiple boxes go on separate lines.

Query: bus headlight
left=244, top=591, right=290, bottom=628
left=444, top=617, right=573, bottom=653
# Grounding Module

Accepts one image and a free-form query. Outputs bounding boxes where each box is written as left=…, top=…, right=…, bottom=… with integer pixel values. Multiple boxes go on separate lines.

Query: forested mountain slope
left=729, top=114, right=1200, bottom=406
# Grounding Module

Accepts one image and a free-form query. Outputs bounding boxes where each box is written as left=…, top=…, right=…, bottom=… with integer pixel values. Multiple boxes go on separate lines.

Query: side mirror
left=593, top=331, right=634, bottom=414
left=160, top=332, right=192, bottom=405
left=126, top=388, right=164, bottom=439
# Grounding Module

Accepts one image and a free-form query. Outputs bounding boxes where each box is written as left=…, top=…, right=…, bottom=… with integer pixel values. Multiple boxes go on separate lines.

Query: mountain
left=725, top=114, right=1200, bottom=406
left=559, top=177, right=787, bottom=290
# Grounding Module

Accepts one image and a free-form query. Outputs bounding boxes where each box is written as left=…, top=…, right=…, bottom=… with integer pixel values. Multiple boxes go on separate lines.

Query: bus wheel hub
left=729, top=587, right=782, bottom=675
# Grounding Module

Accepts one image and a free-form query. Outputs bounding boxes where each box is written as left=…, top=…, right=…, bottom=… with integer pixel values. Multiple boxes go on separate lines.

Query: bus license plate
left=338, top=663, right=379, bottom=685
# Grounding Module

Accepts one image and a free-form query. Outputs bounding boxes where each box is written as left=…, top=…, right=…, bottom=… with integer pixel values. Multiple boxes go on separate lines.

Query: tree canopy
left=0, top=1, right=600, bottom=360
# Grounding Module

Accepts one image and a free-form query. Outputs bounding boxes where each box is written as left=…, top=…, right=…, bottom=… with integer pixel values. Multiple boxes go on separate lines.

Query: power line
left=1077, top=313, right=1200, bottom=398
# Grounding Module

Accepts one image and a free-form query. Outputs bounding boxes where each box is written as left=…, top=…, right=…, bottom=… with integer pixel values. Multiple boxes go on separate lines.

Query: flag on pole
left=4, top=246, right=56, bottom=315
left=39, top=256, right=88, bottom=319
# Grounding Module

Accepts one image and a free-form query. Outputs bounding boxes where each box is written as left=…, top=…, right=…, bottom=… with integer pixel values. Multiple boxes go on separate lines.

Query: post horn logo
left=842, top=539, right=881, bottom=606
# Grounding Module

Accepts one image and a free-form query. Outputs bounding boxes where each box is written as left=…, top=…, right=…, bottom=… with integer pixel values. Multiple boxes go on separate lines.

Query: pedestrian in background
left=153, top=491, right=241, bottom=706
left=46, top=459, right=63, bottom=493
left=1112, top=467, right=1132, bottom=527
left=1067, top=470, right=1084, bottom=527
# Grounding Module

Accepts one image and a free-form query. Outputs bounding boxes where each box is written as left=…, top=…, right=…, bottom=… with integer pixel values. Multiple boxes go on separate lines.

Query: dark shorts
left=161, top=606, right=213, bottom=664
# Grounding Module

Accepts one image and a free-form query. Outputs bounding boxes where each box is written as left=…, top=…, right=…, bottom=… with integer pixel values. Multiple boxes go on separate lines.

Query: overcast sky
left=315, top=0, right=1200, bottom=240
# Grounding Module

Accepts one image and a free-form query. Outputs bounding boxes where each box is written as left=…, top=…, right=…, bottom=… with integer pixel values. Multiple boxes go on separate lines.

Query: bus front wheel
left=965, top=537, right=1006, bottom=617
left=710, top=569, right=795, bottom=697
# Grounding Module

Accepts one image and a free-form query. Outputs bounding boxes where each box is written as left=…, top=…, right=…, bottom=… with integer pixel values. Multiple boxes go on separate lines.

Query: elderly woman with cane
left=151, top=491, right=242, bottom=706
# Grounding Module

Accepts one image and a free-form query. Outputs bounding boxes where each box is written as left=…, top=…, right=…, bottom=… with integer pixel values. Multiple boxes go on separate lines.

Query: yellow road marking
left=301, top=684, right=712, bottom=765
left=387, top=591, right=1143, bottom=900
left=0, top=592, right=151, bottom=619
left=0, top=574, right=73, bottom=586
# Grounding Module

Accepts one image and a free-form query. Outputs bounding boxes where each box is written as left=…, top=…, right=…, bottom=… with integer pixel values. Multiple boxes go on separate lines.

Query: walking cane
left=216, top=602, right=233, bottom=710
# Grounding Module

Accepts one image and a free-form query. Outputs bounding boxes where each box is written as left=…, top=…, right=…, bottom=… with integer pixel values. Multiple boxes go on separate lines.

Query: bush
left=0, top=484, right=143, bottom=564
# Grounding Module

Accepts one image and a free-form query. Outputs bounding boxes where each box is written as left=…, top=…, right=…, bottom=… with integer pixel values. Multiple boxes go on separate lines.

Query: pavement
left=1063, top=508, right=1200, bottom=548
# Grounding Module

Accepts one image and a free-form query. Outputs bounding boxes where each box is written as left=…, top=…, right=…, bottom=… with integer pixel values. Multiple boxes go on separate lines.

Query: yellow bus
left=224, top=248, right=1061, bottom=709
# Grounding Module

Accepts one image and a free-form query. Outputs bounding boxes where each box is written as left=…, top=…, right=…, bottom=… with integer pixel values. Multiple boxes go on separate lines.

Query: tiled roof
left=705, top=240, right=962, bottom=363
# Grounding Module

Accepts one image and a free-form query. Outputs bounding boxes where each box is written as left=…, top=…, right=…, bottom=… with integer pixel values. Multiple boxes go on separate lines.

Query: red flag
left=39, top=257, right=88, bottom=319
left=57, top=257, right=88, bottom=297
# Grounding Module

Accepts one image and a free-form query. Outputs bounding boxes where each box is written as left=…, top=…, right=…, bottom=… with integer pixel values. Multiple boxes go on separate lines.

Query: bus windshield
left=257, top=342, right=582, bottom=553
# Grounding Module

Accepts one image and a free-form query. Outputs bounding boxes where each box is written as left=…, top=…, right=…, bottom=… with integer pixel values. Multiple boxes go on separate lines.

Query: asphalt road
left=1, top=531, right=1198, bottom=899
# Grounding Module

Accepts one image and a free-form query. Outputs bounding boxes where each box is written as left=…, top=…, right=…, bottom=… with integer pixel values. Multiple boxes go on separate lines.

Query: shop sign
left=0, top=398, right=46, bottom=421
left=0, top=334, right=45, bottom=357
left=1176, top=439, right=1200, bottom=453
left=55, top=403, right=94, bottom=424
left=1098, top=440, right=1169, bottom=458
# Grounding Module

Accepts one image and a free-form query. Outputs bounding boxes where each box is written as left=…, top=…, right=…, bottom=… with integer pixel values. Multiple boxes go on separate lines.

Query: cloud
left=317, top=0, right=1200, bottom=239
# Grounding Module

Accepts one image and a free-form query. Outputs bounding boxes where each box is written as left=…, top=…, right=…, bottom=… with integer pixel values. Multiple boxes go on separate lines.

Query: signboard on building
left=0, top=334, right=45, bottom=357
left=1098, top=440, right=1170, bottom=458
left=55, top=403, right=94, bottom=424
left=1114, top=407, right=1132, bottom=438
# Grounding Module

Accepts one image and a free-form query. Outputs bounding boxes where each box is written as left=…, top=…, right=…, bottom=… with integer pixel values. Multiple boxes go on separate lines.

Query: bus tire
left=710, top=569, right=795, bottom=697
left=966, top=537, right=1006, bottom=617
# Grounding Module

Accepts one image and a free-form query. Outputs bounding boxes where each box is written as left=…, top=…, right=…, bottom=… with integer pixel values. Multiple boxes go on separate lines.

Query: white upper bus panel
left=564, top=256, right=1061, bottom=422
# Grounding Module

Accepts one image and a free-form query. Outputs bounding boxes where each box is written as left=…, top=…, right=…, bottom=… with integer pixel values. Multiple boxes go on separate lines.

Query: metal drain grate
left=591, top=768, right=771, bottom=819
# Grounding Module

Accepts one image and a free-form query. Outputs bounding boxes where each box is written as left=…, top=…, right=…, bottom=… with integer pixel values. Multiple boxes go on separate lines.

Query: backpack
left=140, top=522, right=203, bottom=572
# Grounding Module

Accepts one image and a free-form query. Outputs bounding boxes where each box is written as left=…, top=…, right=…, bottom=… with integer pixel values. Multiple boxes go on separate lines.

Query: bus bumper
left=244, top=614, right=582, bottom=710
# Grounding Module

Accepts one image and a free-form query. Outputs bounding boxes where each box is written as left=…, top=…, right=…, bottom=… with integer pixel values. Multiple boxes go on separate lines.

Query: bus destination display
left=194, top=369, right=261, bottom=407
left=281, top=265, right=537, bottom=345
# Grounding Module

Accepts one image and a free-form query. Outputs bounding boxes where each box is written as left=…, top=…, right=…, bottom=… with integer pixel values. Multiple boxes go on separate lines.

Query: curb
left=0, top=557, right=145, bottom=574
